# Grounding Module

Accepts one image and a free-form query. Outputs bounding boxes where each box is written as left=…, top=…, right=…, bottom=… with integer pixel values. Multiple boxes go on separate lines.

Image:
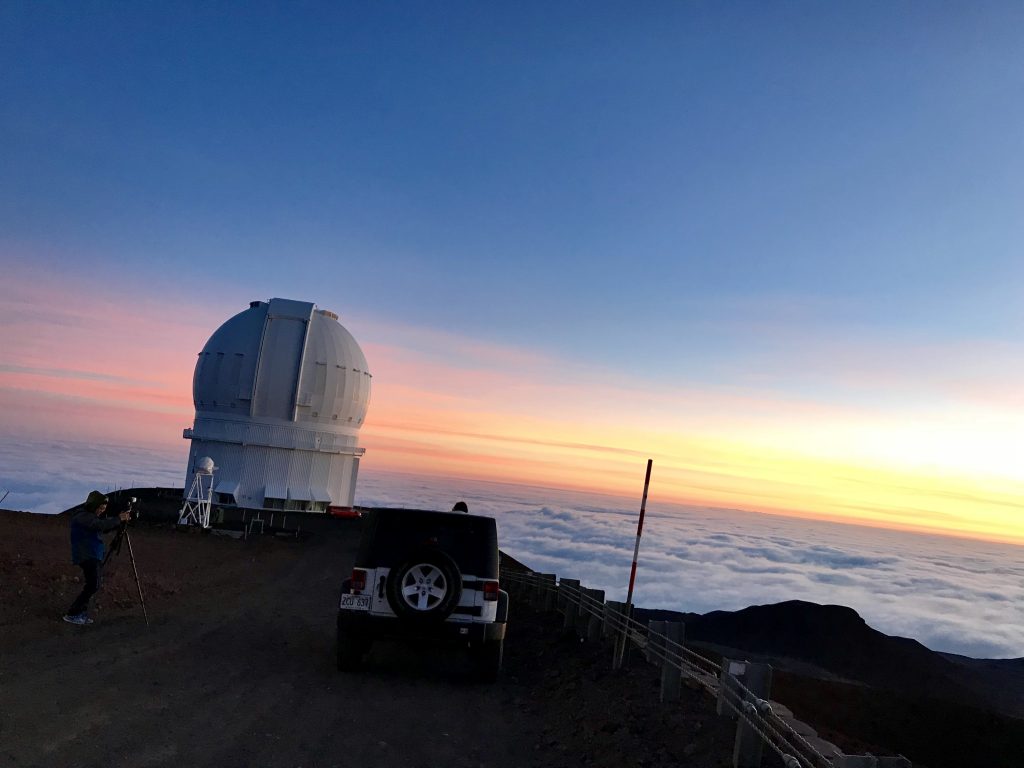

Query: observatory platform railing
left=501, top=568, right=912, bottom=768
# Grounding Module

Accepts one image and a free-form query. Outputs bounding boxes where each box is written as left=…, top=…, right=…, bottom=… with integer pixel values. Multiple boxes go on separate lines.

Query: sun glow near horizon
left=355, top=323, right=1024, bottom=545
left=361, top=417, right=1024, bottom=547
left=1, top=270, right=1022, bottom=548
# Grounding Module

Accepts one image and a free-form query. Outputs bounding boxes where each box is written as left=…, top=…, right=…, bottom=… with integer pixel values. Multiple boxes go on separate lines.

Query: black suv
left=336, top=508, right=509, bottom=681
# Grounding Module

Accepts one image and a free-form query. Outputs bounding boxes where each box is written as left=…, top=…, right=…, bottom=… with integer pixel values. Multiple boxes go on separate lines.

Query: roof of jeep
left=355, top=508, right=499, bottom=577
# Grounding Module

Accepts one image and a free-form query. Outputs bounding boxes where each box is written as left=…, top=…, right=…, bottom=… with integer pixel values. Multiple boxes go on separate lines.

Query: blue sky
left=3, top=3, right=1024, bottom=541
left=5, top=2, right=1023, bottom=357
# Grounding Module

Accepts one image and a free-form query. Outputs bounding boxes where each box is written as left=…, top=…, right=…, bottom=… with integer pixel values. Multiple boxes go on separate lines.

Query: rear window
left=357, top=509, right=499, bottom=578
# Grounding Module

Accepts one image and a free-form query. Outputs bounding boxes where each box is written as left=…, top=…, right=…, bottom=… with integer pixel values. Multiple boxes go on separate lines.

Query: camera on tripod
left=110, top=496, right=140, bottom=522
left=103, top=495, right=150, bottom=626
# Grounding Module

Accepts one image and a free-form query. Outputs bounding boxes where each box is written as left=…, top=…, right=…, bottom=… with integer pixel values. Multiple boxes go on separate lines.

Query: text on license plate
left=339, top=593, right=371, bottom=611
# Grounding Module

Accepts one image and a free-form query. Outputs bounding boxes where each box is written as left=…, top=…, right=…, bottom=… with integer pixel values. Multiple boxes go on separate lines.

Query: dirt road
left=0, top=513, right=736, bottom=768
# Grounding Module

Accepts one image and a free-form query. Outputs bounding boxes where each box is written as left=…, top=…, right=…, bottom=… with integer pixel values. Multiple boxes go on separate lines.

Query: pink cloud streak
left=3, top=261, right=1022, bottom=543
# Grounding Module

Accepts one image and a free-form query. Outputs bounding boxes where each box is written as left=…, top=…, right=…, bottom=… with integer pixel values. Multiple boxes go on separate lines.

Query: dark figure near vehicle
left=452, top=501, right=469, bottom=513
left=63, top=491, right=130, bottom=626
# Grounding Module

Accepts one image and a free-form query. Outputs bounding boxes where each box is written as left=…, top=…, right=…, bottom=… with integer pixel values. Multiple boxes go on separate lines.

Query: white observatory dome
left=182, top=298, right=372, bottom=517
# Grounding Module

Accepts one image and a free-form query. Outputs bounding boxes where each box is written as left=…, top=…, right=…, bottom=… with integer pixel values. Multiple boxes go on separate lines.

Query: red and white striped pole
left=626, top=458, right=653, bottom=609
left=617, top=458, right=653, bottom=669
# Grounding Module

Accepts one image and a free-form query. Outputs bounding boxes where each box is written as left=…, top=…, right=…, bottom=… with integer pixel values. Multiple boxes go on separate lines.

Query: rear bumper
left=337, top=610, right=506, bottom=643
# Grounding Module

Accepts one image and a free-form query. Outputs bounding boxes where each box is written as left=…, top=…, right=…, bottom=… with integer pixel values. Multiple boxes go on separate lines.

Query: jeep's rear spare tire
left=386, top=549, right=462, bottom=622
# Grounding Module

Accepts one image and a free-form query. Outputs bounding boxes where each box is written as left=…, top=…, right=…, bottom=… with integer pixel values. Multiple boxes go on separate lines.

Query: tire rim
left=399, top=563, right=448, bottom=611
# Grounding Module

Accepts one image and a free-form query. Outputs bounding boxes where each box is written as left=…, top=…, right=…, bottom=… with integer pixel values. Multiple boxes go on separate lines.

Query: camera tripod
left=102, top=498, right=150, bottom=626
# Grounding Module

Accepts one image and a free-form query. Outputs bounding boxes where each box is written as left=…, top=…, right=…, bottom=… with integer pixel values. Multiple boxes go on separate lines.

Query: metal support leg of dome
left=178, top=473, right=213, bottom=528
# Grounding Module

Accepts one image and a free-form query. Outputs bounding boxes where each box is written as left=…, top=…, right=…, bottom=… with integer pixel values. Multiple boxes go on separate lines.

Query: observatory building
left=182, top=298, right=372, bottom=517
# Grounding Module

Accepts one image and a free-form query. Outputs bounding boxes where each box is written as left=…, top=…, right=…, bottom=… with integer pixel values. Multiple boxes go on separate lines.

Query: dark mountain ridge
left=638, top=600, right=1024, bottom=719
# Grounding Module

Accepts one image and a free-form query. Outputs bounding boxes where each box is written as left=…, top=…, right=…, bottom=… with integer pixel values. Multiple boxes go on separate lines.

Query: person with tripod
left=63, top=491, right=130, bottom=626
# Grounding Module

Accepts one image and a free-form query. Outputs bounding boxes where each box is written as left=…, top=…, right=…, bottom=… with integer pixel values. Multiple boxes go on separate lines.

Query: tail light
left=350, top=568, right=367, bottom=594
left=483, top=581, right=499, bottom=601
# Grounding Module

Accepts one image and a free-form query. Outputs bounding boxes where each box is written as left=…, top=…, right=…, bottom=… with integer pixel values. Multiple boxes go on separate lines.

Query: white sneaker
left=63, top=614, right=89, bottom=626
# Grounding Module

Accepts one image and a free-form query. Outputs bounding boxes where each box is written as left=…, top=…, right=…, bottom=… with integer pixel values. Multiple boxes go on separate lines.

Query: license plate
left=339, top=593, right=371, bottom=611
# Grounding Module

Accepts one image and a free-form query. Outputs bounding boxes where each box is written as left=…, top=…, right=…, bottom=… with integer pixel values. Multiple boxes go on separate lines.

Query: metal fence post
left=732, top=662, right=773, bottom=768
left=660, top=621, right=684, bottom=703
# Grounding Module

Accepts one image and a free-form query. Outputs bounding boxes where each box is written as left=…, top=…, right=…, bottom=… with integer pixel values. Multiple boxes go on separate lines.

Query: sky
left=2, top=3, right=1024, bottom=546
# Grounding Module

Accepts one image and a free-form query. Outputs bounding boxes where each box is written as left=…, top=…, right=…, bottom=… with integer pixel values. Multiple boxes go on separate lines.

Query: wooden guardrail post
left=574, top=586, right=591, bottom=635
left=612, top=602, right=633, bottom=670
left=530, top=574, right=548, bottom=608
left=560, top=578, right=580, bottom=633
left=577, top=587, right=597, bottom=636
left=646, top=620, right=666, bottom=663
left=603, top=600, right=623, bottom=638
left=537, top=573, right=557, bottom=610
left=527, top=575, right=541, bottom=608
left=585, top=589, right=605, bottom=640
left=606, top=601, right=627, bottom=668
left=732, top=661, right=772, bottom=768
left=717, top=659, right=745, bottom=716
left=660, top=621, right=684, bottom=702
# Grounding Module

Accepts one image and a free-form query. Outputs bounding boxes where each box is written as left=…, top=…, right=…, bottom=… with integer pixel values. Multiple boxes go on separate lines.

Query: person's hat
left=452, top=501, right=469, bottom=513
left=85, top=491, right=108, bottom=512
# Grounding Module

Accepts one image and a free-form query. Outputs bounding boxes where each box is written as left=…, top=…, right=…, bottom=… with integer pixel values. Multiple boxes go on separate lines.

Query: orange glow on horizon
left=2, top=270, right=1022, bottom=548
left=360, top=417, right=1024, bottom=547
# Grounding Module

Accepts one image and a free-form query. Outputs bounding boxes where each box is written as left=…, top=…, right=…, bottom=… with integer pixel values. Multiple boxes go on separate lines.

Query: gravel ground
left=1, top=511, right=747, bottom=768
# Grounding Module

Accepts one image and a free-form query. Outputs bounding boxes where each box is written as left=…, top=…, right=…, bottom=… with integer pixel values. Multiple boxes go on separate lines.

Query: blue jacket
left=69, top=509, right=121, bottom=564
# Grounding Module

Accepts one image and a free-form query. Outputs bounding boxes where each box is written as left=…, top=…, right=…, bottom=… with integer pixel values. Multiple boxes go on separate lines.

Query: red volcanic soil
left=1, top=511, right=744, bottom=768
left=4, top=510, right=1021, bottom=768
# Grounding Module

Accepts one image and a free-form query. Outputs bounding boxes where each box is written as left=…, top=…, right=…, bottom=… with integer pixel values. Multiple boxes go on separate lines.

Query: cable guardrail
left=501, top=568, right=879, bottom=768
left=510, top=570, right=822, bottom=766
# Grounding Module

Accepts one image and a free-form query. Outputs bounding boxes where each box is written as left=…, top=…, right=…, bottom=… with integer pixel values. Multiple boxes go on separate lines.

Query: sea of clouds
left=3, top=438, right=1022, bottom=659
left=0, top=438, right=186, bottom=513
left=358, top=470, right=1024, bottom=660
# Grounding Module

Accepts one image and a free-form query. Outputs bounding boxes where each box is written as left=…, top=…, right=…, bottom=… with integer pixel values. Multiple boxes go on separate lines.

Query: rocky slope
left=637, top=602, right=1024, bottom=767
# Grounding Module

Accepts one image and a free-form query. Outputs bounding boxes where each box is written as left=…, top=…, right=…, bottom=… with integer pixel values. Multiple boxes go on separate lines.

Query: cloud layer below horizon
left=360, top=470, right=1024, bottom=659
left=3, top=435, right=1023, bottom=660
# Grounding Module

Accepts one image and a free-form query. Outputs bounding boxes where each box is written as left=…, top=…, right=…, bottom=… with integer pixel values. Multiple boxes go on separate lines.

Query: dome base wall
left=183, top=438, right=361, bottom=512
